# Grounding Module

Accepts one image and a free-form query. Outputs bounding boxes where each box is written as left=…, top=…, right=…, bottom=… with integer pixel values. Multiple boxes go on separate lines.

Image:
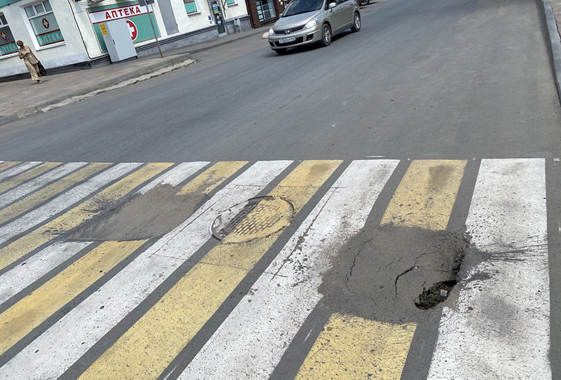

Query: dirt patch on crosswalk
left=71, top=184, right=208, bottom=241
left=319, top=224, right=469, bottom=323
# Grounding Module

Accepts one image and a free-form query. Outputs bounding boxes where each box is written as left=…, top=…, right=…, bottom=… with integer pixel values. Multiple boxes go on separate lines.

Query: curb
left=537, top=0, right=561, bottom=105
left=0, top=54, right=194, bottom=128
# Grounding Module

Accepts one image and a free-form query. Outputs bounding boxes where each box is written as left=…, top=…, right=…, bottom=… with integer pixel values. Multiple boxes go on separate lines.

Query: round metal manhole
left=211, top=196, right=295, bottom=243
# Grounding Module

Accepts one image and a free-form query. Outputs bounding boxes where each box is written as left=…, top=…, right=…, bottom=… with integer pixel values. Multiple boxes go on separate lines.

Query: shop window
left=0, top=13, right=17, bottom=57
left=23, top=0, right=64, bottom=47
left=184, top=0, right=200, bottom=14
left=255, top=0, right=276, bottom=22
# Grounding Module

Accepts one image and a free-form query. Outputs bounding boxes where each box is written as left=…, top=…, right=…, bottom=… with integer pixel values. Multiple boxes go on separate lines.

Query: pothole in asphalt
left=211, top=196, right=294, bottom=243
left=415, top=280, right=457, bottom=310
left=319, top=223, right=469, bottom=324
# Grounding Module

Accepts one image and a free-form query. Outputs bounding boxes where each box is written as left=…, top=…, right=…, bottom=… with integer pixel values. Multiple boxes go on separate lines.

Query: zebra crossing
left=0, top=159, right=552, bottom=379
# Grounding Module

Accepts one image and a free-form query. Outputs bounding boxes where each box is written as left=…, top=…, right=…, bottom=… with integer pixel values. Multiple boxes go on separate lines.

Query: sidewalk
left=540, top=0, right=561, bottom=105
left=0, top=26, right=267, bottom=127
left=551, top=0, right=561, bottom=35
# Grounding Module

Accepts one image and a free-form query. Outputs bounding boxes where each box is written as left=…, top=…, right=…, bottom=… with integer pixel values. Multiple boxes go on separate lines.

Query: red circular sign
left=42, top=18, right=49, bottom=29
left=0, top=31, right=7, bottom=41
left=126, top=20, right=138, bottom=41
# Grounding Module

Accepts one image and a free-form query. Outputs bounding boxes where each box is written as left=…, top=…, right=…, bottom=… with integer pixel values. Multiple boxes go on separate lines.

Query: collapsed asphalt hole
left=319, top=223, right=469, bottom=324
left=415, top=280, right=457, bottom=310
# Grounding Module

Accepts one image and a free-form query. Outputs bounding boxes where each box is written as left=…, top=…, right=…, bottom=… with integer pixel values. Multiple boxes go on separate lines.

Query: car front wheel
left=351, top=12, right=361, bottom=32
left=320, top=24, right=332, bottom=47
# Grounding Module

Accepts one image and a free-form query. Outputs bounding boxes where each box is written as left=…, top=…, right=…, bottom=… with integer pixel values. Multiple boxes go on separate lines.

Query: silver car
left=268, top=0, right=361, bottom=54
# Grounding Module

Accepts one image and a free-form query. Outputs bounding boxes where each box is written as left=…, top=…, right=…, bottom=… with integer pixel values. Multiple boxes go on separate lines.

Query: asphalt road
left=0, top=0, right=560, bottom=377
left=0, top=0, right=559, bottom=162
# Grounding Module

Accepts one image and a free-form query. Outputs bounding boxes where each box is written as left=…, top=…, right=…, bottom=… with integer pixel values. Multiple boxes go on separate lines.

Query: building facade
left=245, top=0, right=284, bottom=28
left=0, top=0, right=251, bottom=78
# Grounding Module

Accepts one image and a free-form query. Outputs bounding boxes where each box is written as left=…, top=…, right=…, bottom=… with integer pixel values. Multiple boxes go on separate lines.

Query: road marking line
left=0, top=240, right=146, bottom=356
left=181, top=160, right=398, bottom=379
left=0, top=161, right=291, bottom=380
left=0, top=162, right=20, bottom=174
left=297, top=162, right=465, bottom=378
left=381, top=160, right=466, bottom=230
left=427, top=158, right=551, bottom=379
left=295, top=314, right=416, bottom=380
left=0, top=162, right=41, bottom=183
left=0, top=241, right=92, bottom=305
left=137, top=162, right=209, bottom=194
left=0, top=162, right=61, bottom=196
left=299, top=160, right=467, bottom=379
left=0, top=163, right=168, bottom=271
left=78, top=160, right=340, bottom=380
left=0, top=163, right=110, bottom=227
left=0, top=162, right=87, bottom=210
left=176, top=161, right=248, bottom=195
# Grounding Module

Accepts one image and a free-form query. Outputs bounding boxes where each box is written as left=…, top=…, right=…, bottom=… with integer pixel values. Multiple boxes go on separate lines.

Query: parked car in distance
left=268, top=0, right=361, bottom=54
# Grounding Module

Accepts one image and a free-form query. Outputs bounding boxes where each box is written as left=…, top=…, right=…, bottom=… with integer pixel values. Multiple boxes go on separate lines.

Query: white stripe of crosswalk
left=0, top=163, right=140, bottom=245
left=0, top=162, right=41, bottom=182
left=0, top=162, right=86, bottom=209
left=137, top=162, right=209, bottom=194
left=0, top=241, right=92, bottom=304
left=180, top=160, right=399, bottom=379
left=428, top=158, right=551, bottom=379
left=0, top=161, right=291, bottom=380
left=0, top=159, right=554, bottom=379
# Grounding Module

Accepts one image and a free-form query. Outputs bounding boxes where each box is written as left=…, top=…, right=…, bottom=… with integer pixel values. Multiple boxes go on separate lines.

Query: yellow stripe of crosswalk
left=0, top=162, right=61, bottom=195
left=295, top=314, right=416, bottom=380
left=0, top=163, right=111, bottom=226
left=0, top=163, right=171, bottom=271
left=0, top=162, right=21, bottom=174
left=176, top=161, right=248, bottom=195
left=381, top=160, right=467, bottom=231
left=298, top=160, right=466, bottom=378
left=0, top=240, right=146, bottom=355
left=78, top=160, right=341, bottom=380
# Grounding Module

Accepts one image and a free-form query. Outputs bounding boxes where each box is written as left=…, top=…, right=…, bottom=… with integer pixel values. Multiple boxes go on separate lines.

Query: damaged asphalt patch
left=319, top=223, right=470, bottom=324
left=71, top=184, right=208, bottom=241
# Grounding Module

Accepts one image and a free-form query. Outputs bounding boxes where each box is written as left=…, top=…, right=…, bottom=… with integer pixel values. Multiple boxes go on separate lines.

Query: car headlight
left=269, top=27, right=275, bottom=35
left=304, top=18, right=318, bottom=30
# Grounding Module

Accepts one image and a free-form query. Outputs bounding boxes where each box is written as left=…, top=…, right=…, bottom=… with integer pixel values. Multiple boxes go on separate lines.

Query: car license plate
left=278, top=37, right=296, bottom=44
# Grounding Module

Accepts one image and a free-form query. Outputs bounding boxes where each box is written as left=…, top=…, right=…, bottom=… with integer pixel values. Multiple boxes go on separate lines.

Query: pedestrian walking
left=17, top=40, right=42, bottom=84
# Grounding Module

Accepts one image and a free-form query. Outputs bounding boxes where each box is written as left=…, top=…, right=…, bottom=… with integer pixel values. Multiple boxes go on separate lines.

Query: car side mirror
left=328, top=2, right=336, bottom=8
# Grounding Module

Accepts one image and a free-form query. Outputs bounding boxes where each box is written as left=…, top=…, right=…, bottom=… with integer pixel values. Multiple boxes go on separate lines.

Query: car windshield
left=282, top=0, right=324, bottom=17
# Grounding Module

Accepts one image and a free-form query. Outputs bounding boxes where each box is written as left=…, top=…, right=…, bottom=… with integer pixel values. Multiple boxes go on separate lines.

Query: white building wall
left=0, top=0, right=89, bottom=77
left=70, top=0, right=103, bottom=58
left=172, top=0, right=213, bottom=35
left=0, top=0, right=249, bottom=78
left=223, top=0, right=247, bottom=20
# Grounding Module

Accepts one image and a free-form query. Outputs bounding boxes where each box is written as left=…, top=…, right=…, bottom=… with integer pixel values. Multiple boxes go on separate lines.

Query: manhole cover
left=211, top=196, right=294, bottom=243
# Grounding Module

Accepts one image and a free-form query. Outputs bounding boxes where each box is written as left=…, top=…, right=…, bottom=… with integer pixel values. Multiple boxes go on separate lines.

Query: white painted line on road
left=0, top=161, right=291, bottom=380
left=428, top=158, right=551, bottom=379
left=0, top=162, right=87, bottom=209
left=0, top=163, right=140, bottom=246
left=0, top=241, right=92, bottom=305
left=137, top=162, right=209, bottom=194
left=181, top=160, right=398, bottom=379
left=0, top=162, right=41, bottom=182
